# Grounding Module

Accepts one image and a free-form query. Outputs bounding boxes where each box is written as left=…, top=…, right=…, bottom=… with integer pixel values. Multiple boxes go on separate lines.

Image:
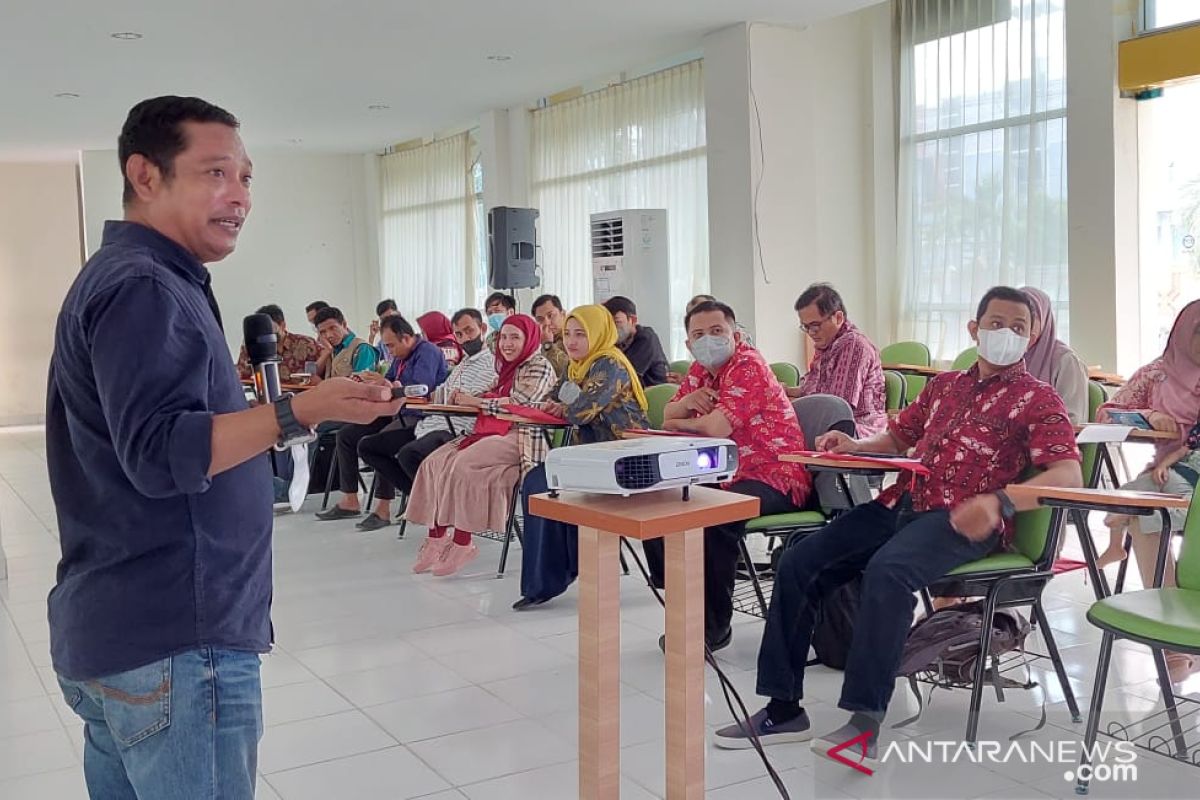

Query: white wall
left=0, top=162, right=83, bottom=426
left=704, top=8, right=886, bottom=368
left=80, top=150, right=379, bottom=357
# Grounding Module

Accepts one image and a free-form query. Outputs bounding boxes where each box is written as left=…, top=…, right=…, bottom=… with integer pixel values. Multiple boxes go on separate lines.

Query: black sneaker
left=657, top=626, right=732, bottom=654
left=714, top=707, right=812, bottom=749
left=355, top=514, right=392, bottom=532
left=811, top=718, right=880, bottom=768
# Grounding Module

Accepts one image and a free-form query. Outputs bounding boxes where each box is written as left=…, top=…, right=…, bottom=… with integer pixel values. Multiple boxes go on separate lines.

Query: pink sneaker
left=413, top=537, right=452, bottom=574
left=431, top=542, right=479, bottom=576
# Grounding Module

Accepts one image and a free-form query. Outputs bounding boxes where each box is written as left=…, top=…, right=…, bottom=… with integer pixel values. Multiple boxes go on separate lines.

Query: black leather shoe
left=658, top=627, right=732, bottom=654
left=512, top=596, right=550, bottom=611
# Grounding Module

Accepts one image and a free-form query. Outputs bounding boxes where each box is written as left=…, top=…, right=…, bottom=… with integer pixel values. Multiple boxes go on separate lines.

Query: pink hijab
left=1154, top=300, right=1200, bottom=427
left=1020, top=287, right=1071, bottom=384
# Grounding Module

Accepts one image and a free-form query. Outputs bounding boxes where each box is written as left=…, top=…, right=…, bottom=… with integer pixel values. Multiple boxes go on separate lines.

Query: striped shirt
left=415, top=347, right=497, bottom=437
left=481, top=353, right=558, bottom=473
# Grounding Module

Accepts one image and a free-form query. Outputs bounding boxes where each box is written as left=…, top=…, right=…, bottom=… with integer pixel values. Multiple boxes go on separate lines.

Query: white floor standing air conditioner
left=591, top=209, right=671, bottom=349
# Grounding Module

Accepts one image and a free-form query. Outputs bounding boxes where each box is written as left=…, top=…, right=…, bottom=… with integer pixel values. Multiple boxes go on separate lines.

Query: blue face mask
left=690, top=334, right=735, bottom=370
left=488, top=312, right=507, bottom=332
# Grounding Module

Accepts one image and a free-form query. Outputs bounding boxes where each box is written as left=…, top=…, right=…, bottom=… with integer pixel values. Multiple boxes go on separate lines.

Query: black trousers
left=641, top=480, right=800, bottom=642
left=334, top=417, right=393, bottom=495
left=358, top=421, right=453, bottom=499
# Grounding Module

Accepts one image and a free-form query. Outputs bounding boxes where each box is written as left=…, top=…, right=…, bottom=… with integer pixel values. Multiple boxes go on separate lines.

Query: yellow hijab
left=565, top=304, right=648, bottom=410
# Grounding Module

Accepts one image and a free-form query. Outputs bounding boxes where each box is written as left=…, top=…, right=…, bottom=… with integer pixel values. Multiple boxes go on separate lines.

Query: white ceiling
left=0, top=0, right=882, bottom=161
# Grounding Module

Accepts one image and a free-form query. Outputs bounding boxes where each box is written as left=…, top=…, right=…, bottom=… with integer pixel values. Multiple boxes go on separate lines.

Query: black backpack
left=807, top=575, right=862, bottom=670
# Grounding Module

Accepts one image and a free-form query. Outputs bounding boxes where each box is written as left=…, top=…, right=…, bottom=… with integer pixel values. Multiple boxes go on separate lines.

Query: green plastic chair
left=881, top=341, right=932, bottom=404
left=644, top=384, right=677, bottom=429
left=951, top=346, right=977, bottom=371
left=668, top=359, right=692, bottom=377
left=770, top=362, right=801, bottom=388
left=1076, top=490, right=1200, bottom=793
left=884, top=370, right=907, bottom=412
left=922, top=496, right=1081, bottom=744
left=1079, top=380, right=1107, bottom=487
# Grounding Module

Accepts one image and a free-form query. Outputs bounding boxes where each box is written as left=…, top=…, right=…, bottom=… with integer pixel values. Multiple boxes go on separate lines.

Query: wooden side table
left=529, top=486, right=760, bottom=800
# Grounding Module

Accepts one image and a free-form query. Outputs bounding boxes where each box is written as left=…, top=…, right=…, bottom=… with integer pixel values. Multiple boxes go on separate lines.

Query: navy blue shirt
left=391, top=338, right=449, bottom=394
left=46, top=221, right=274, bottom=680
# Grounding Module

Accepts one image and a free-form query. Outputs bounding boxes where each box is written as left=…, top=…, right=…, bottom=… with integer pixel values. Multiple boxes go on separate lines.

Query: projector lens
left=695, top=447, right=718, bottom=470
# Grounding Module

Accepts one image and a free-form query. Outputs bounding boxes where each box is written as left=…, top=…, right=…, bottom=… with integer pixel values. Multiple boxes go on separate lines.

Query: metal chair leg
left=320, top=438, right=337, bottom=511
left=965, top=582, right=1002, bottom=744
left=619, top=540, right=630, bottom=576
left=365, top=473, right=378, bottom=509
left=497, top=482, right=522, bottom=579
left=919, top=588, right=935, bottom=618
left=396, top=492, right=409, bottom=540
left=737, top=536, right=768, bottom=617
left=1033, top=600, right=1082, bottom=722
left=1076, top=631, right=1115, bottom=796
left=1151, top=646, right=1188, bottom=758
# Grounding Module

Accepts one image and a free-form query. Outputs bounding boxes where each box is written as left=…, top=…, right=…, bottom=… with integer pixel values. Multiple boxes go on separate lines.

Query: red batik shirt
left=675, top=342, right=812, bottom=506
left=881, top=361, right=1080, bottom=546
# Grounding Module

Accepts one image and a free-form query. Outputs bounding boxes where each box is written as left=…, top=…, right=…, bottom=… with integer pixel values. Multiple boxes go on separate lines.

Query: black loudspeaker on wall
left=487, top=206, right=540, bottom=290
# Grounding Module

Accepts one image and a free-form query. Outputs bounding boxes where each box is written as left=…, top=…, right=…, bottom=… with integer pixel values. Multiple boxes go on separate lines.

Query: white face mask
left=976, top=327, right=1029, bottom=367
left=690, top=334, right=735, bottom=370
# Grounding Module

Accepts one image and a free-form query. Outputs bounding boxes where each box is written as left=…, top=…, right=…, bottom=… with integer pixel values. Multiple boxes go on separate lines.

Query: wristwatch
left=274, top=393, right=317, bottom=448
left=993, top=489, right=1016, bottom=521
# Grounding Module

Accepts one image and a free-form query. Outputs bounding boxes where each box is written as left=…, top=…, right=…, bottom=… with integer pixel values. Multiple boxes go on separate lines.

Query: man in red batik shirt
left=714, top=286, right=1081, bottom=764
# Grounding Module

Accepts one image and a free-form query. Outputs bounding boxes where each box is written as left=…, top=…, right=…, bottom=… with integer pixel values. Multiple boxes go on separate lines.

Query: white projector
left=544, top=437, right=738, bottom=496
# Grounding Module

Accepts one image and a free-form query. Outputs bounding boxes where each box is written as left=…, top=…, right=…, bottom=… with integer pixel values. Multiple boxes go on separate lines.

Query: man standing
left=46, top=96, right=401, bottom=798
left=532, top=293, right=570, bottom=378
left=788, top=283, right=887, bottom=436
left=235, top=303, right=319, bottom=380
left=602, top=295, right=669, bottom=386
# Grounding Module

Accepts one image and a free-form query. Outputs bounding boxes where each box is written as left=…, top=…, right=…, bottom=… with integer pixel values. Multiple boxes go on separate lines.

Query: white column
left=1065, top=0, right=1139, bottom=372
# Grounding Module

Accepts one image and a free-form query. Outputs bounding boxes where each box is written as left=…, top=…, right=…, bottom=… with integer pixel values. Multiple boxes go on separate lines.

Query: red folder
left=791, top=450, right=931, bottom=476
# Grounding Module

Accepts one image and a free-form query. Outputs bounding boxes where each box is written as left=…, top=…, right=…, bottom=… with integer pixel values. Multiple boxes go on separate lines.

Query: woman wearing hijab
left=1097, top=300, right=1200, bottom=681
left=417, top=310, right=463, bottom=367
left=406, top=314, right=557, bottom=577
left=1019, top=287, right=1090, bottom=423
left=513, top=305, right=650, bottom=609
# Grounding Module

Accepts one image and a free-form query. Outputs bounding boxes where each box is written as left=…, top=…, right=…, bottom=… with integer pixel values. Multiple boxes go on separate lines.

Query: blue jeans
left=57, top=648, right=263, bottom=800
left=755, top=501, right=997, bottom=714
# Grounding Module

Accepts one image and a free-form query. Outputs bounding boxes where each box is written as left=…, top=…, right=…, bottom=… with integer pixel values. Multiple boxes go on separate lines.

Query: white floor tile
left=0, top=766, right=88, bottom=800
left=257, top=710, right=396, bottom=774
left=365, top=686, right=523, bottom=744
left=407, top=718, right=576, bottom=786
left=325, top=658, right=471, bottom=708
left=0, top=727, right=78, bottom=782
left=432, top=638, right=573, bottom=684
left=261, top=680, right=354, bottom=727
left=459, top=761, right=658, bottom=800
left=290, top=635, right=426, bottom=678
left=0, top=694, right=61, bottom=739
left=266, top=746, right=450, bottom=799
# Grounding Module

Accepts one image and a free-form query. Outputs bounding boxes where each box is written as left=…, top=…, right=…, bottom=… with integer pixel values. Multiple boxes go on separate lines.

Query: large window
left=378, top=132, right=479, bottom=317
left=530, top=60, right=709, bottom=356
left=1141, top=0, right=1200, bottom=31
left=896, top=0, right=1068, bottom=361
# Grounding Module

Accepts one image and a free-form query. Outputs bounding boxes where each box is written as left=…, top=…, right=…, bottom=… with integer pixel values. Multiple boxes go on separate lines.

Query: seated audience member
left=533, top=293, right=571, bottom=378
left=418, top=310, right=464, bottom=366
left=305, top=300, right=330, bottom=328
left=787, top=283, right=887, bottom=437
left=642, top=300, right=811, bottom=651
left=484, top=291, right=517, bottom=351
left=713, top=286, right=1082, bottom=758
left=602, top=295, right=669, bottom=387
left=686, top=294, right=755, bottom=347
left=236, top=303, right=320, bottom=380
left=514, top=305, right=650, bottom=609
left=316, top=315, right=449, bottom=528
left=405, top=314, right=556, bottom=576
left=1019, top=286, right=1089, bottom=424
left=1096, top=300, right=1200, bottom=682
left=311, top=306, right=376, bottom=382
left=369, top=299, right=401, bottom=362
left=357, top=309, right=498, bottom=526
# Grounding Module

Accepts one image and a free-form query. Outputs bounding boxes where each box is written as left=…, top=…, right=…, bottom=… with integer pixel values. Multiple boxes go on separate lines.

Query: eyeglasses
left=800, top=316, right=832, bottom=335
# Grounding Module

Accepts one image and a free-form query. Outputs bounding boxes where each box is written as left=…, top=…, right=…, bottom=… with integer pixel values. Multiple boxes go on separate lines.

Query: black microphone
left=243, top=313, right=282, bottom=404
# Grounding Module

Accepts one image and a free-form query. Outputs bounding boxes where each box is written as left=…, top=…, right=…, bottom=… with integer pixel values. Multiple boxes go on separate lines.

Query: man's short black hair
left=381, top=314, right=415, bottom=338
left=313, top=307, right=346, bottom=327
left=305, top=300, right=330, bottom=315
left=118, top=96, right=240, bottom=205
left=451, top=307, right=483, bottom=327
left=975, top=286, right=1035, bottom=322
left=531, top=294, right=563, bottom=314
left=602, top=296, right=637, bottom=318
left=485, top=292, right=517, bottom=311
left=376, top=299, right=398, bottom=317
left=794, top=283, right=846, bottom=317
left=684, top=300, right=736, bottom=331
left=256, top=304, right=285, bottom=327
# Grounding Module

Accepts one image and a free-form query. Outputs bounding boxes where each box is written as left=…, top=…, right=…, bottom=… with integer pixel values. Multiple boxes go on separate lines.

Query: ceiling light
left=54, top=92, right=81, bottom=99
left=487, top=54, right=512, bottom=61
left=367, top=104, right=390, bottom=111
left=110, top=32, right=143, bottom=40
